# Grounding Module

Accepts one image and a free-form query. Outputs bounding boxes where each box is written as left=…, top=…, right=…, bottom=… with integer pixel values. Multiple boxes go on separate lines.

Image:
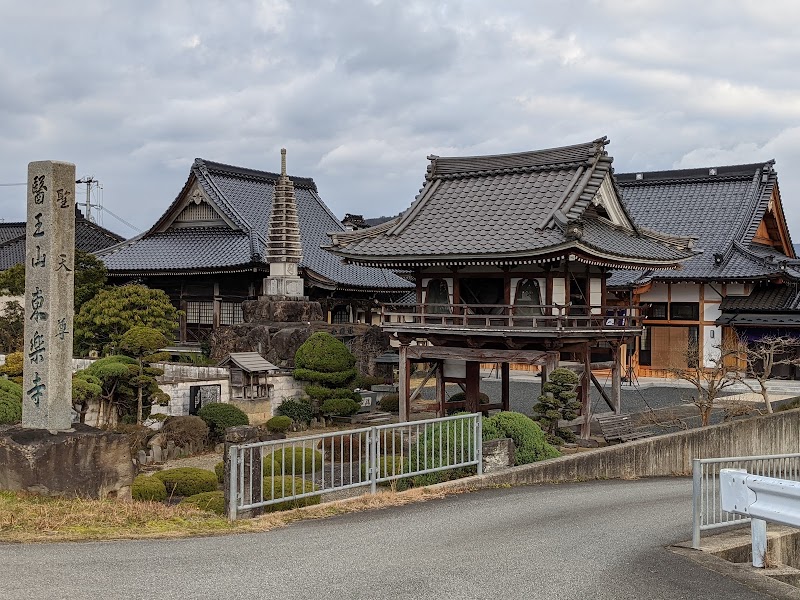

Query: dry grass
left=0, top=486, right=448, bottom=544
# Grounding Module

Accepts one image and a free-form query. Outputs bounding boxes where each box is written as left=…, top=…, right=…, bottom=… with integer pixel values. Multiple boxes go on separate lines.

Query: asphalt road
left=2, top=478, right=773, bottom=600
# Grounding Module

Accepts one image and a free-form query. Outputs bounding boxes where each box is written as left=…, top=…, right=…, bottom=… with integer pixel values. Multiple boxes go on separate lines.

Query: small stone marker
left=22, top=161, right=76, bottom=431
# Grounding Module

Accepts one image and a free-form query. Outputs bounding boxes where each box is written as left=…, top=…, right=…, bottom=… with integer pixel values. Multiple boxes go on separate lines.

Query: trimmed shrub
left=0, top=379, right=22, bottom=425
left=214, top=461, right=224, bottom=484
left=379, top=393, right=399, bottom=413
left=294, top=368, right=358, bottom=387
left=268, top=446, right=324, bottom=474
left=295, top=332, right=356, bottom=373
left=482, top=411, right=560, bottom=465
left=317, top=433, right=366, bottom=462
left=153, top=467, right=218, bottom=497
left=131, top=474, right=167, bottom=502
left=161, top=415, right=209, bottom=449
left=181, top=491, right=225, bottom=515
left=361, top=455, right=410, bottom=487
left=354, top=374, right=384, bottom=390
left=276, top=398, right=314, bottom=425
left=197, top=403, right=249, bottom=441
left=262, top=476, right=321, bottom=512
left=533, top=368, right=580, bottom=443
left=266, top=415, right=292, bottom=433
left=320, top=397, right=361, bottom=417
left=447, top=391, right=490, bottom=405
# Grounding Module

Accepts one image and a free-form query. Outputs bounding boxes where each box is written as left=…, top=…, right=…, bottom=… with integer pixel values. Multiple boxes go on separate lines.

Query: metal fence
left=228, top=413, right=482, bottom=520
left=692, top=453, right=800, bottom=548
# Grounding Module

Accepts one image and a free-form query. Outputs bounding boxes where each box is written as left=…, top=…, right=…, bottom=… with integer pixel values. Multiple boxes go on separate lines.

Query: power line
left=0, top=182, right=25, bottom=187
left=97, top=205, right=143, bottom=234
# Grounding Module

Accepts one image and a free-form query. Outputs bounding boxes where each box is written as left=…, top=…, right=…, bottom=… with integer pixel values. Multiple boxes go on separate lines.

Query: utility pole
left=75, top=176, right=100, bottom=222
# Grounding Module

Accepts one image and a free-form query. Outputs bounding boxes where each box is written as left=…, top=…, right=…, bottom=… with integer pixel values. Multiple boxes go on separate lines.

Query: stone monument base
left=0, top=423, right=135, bottom=500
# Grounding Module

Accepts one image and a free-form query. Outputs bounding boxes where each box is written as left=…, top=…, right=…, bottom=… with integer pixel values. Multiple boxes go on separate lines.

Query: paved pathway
left=2, top=479, right=775, bottom=599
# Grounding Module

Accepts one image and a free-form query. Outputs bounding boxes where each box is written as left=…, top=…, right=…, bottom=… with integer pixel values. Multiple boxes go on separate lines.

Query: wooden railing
left=380, top=303, right=642, bottom=332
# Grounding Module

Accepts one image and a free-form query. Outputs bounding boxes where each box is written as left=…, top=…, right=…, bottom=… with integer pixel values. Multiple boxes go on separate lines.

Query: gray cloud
left=0, top=0, right=798, bottom=243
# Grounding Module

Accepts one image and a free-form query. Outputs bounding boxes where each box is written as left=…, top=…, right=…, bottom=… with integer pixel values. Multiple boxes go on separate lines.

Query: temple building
left=96, top=154, right=412, bottom=346
left=613, top=161, right=800, bottom=377
left=326, top=138, right=696, bottom=433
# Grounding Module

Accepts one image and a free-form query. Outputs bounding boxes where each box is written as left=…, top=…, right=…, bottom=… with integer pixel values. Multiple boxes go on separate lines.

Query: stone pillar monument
left=264, top=148, right=305, bottom=299
left=22, top=161, right=76, bottom=431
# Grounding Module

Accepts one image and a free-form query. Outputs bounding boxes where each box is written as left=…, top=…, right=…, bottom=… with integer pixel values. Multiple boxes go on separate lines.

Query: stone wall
left=435, top=408, right=800, bottom=492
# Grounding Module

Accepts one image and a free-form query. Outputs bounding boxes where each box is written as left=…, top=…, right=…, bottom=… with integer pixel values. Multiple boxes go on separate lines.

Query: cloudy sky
left=1, top=0, right=799, bottom=239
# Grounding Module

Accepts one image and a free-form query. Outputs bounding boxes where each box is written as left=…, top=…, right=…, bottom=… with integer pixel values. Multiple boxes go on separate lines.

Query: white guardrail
left=720, top=469, right=800, bottom=567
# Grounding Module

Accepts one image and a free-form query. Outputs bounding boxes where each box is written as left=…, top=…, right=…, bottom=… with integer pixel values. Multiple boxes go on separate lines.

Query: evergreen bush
left=379, top=393, right=399, bottom=412
left=266, top=415, right=292, bottom=433
left=153, top=467, right=218, bottom=497
left=320, top=397, right=361, bottom=416
left=275, top=398, right=314, bottom=425
left=0, top=379, right=22, bottom=424
left=533, top=368, right=580, bottom=444
left=161, top=415, right=209, bottom=449
left=131, top=474, right=167, bottom=502
left=262, top=476, right=321, bottom=512
left=354, top=374, right=384, bottom=390
left=214, top=461, right=224, bottom=483
left=181, top=491, right=225, bottom=515
left=447, top=391, right=490, bottom=405
left=482, top=411, right=560, bottom=465
left=317, top=433, right=366, bottom=462
left=197, top=403, right=249, bottom=442
left=268, top=446, right=324, bottom=474
left=294, top=333, right=358, bottom=409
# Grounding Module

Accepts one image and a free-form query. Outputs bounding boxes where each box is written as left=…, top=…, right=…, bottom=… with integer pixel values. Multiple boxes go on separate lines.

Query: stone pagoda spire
left=264, top=148, right=305, bottom=298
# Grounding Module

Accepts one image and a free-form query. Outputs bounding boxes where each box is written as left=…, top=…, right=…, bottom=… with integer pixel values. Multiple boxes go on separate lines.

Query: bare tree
left=669, top=336, right=742, bottom=426
left=739, top=334, right=800, bottom=414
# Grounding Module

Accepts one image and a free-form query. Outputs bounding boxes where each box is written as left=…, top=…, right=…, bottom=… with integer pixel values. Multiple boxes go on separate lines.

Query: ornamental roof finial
left=281, top=148, right=287, bottom=177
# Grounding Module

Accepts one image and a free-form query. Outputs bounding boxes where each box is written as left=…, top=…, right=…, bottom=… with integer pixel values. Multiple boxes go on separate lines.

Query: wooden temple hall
left=327, top=138, right=696, bottom=437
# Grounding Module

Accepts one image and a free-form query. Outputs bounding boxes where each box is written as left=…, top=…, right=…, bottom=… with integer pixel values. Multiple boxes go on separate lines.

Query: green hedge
left=379, top=393, right=399, bottom=412
left=293, top=367, right=358, bottom=387
left=482, top=411, right=560, bottom=465
left=447, top=391, right=490, bottom=405
left=153, top=467, right=218, bottom=497
left=262, top=476, right=321, bottom=512
left=0, top=379, right=22, bottom=425
left=214, top=461, right=225, bottom=483
left=276, top=398, right=314, bottom=425
left=294, top=332, right=355, bottom=373
left=181, top=491, right=225, bottom=515
left=266, top=415, right=292, bottom=433
left=197, top=403, right=249, bottom=441
left=131, top=474, right=167, bottom=502
left=320, top=397, right=361, bottom=416
left=268, top=446, right=324, bottom=474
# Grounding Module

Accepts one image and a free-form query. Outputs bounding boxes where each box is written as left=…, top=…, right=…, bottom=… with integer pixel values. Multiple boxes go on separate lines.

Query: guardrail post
left=228, top=445, right=238, bottom=521
left=692, top=458, right=702, bottom=549
left=476, top=415, right=483, bottom=475
left=369, top=427, right=378, bottom=494
left=752, top=518, right=767, bottom=568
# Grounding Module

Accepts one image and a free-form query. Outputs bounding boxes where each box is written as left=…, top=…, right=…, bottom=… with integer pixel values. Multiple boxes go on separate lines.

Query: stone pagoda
left=264, top=148, right=305, bottom=299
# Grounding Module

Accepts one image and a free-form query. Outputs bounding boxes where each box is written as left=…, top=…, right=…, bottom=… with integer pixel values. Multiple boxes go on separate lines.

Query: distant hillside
left=364, top=215, right=398, bottom=227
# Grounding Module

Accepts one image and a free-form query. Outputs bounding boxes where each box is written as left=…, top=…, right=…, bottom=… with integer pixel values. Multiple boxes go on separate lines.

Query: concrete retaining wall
left=437, top=408, right=800, bottom=492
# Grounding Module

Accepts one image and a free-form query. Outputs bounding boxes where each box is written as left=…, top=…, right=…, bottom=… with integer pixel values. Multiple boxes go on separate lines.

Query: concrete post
left=22, top=161, right=76, bottom=431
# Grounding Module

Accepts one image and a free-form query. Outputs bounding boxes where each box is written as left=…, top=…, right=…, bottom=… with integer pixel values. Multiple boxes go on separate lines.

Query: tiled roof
left=612, top=162, right=798, bottom=286
left=98, top=159, right=412, bottom=291
left=0, top=223, right=25, bottom=245
left=327, top=138, right=695, bottom=269
left=719, top=285, right=800, bottom=312
left=0, top=210, right=124, bottom=271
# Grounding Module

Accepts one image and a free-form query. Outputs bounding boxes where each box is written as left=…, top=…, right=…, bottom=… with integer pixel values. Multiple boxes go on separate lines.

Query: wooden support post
left=580, top=343, right=591, bottom=440
left=611, top=345, right=622, bottom=415
left=465, top=361, right=480, bottom=413
left=435, top=361, right=445, bottom=417
left=399, top=344, right=411, bottom=422
left=542, top=351, right=559, bottom=382
left=501, top=362, right=510, bottom=411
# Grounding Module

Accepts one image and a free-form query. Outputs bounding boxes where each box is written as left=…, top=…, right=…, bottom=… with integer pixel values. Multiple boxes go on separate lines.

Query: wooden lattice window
left=220, top=302, right=243, bottom=325
left=186, top=301, right=214, bottom=325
